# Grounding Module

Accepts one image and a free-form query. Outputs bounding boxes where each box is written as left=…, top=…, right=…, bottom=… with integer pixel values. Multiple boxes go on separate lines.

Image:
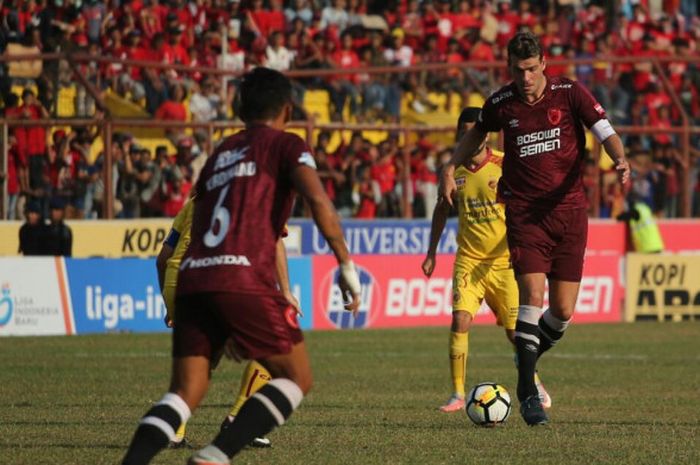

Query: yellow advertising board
left=625, top=253, right=700, bottom=322
left=0, top=220, right=172, bottom=258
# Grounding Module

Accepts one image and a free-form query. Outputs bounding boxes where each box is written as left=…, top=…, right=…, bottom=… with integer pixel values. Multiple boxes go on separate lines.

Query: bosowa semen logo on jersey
left=321, top=265, right=379, bottom=329
left=0, top=283, right=14, bottom=327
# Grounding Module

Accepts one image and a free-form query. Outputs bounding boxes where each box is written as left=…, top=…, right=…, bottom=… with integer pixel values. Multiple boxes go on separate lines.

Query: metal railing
left=1, top=52, right=698, bottom=218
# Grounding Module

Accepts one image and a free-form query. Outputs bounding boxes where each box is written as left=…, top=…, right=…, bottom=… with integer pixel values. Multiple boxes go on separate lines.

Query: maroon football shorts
left=173, top=292, right=303, bottom=361
left=505, top=206, right=588, bottom=282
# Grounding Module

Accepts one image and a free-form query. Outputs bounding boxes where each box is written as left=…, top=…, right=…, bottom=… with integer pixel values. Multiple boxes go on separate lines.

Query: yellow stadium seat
left=57, top=86, right=77, bottom=117
left=303, top=90, right=331, bottom=123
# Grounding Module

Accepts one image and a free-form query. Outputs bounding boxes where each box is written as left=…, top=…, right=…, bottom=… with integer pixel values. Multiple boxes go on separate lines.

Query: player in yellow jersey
left=422, top=107, right=550, bottom=412
left=156, top=197, right=300, bottom=448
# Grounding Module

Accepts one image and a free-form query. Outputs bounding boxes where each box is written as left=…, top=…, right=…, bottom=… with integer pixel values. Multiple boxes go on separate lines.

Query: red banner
left=312, top=253, right=623, bottom=330
left=658, top=221, right=700, bottom=253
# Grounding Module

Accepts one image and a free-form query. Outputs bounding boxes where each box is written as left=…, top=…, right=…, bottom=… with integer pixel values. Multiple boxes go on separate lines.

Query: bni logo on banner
left=319, top=264, right=380, bottom=329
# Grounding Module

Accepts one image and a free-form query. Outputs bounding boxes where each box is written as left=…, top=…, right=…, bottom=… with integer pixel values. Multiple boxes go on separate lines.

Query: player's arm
left=422, top=196, right=451, bottom=278
left=440, top=126, right=488, bottom=207
left=601, top=134, right=630, bottom=186
left=156, top=242, right=174, bottom=293
left=291, top=165, right=361, bottom=314
left=574, top=80, right=630, bottom=186
left=275, top=236, right=301, bottom=315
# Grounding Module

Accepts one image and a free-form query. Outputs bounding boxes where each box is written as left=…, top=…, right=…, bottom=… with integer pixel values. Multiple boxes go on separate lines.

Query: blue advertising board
left=66, top=258, right=167, bottom=334
left=65, top=257, right=314, bottom=334
left=288, top=219, right=459, bottom=255
left=286, top=256, right=313, bottom=330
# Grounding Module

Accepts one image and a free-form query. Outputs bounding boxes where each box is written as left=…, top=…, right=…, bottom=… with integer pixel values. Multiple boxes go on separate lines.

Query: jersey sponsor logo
left=322, top=265, right=378, bottom=329
left=490, top=90, right=513, bottom=105
left=550, top=83, right=572, bottom=90
left=214, top=146, right=249, bottom=171
left=594, top=103, right=605, bottom=115
left=455, top=177, right=466, bottom=187
left=298, top=151, right=317, bottom=169
left=205, top=162, right=257, bottom=191
left=516, top=128, right=561, bottom=157
left=508, top=118, right=519, bottom=128
left=547, top=108, right=562, bottom=125
left=179, top=254, right=252, bottom=270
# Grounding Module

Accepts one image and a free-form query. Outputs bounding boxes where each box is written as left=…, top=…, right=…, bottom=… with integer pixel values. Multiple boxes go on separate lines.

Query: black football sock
left=122, top=393, right=190, bottom=465
left=514, top=305, right=542, bottom=402
left=537, top=308, right=571, bottom=358
left=212, top=378, right=303, bottom=458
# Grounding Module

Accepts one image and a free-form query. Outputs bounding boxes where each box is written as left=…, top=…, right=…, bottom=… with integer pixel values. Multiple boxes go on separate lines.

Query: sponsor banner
left=0, top=219, right=172, bottom=258
left=0, top=257, right=73, bottom=336
left=658, top=221, right=700, bottom=253
left=312, top=254, right=622, bottom=330
left=64, top=256, right=313, bottom=334
left=625, top=253, right=700, bottom=322
left=290, top=219, right=458, bottom=256
left=65, top=258, right=168, bottom=334
left=286, top=257, right=313, bottom=330
left=290, top=219, right=627, bottom=256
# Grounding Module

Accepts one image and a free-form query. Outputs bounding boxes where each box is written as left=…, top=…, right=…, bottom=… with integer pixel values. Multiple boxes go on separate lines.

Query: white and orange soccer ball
left=465, top=382, right=512, bottom=426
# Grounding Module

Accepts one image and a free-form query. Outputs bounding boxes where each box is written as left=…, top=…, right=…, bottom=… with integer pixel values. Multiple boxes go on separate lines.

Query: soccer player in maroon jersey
left=122, top=67, right=361, bottom=465
left=440, top=32, right=630, bottom=426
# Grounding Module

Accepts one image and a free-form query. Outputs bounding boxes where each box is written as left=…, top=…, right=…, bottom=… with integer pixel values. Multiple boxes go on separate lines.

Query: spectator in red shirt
left=371, top=140, right=401, bottom=217
left=326, top=32, right=361, bottom=121
left=1, top=134, right=26, bottom=220
left=155, top=83, right=188, bottom=143
left=353, top=164, right=379, bottom=218
left=17, top=89, right=49, bottom=210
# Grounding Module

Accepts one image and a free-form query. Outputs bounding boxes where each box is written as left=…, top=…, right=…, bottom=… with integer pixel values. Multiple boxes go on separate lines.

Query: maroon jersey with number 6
left=476, top=76, right=607, bottom=210
left=177, top=124, right=314, bottom=296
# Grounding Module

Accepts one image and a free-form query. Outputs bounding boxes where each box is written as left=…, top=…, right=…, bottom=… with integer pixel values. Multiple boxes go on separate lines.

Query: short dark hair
left=456, top=107, right=481, bottom=139
left=507, top=32, right=543, bottom=64
left=239, top=67, right=293, bottom=123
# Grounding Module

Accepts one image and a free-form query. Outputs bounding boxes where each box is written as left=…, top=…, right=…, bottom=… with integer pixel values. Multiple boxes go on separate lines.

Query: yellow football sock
left=449, top=331, right=469, bottom=397
left=174, top=422, right=186, bottom=442
left=229, top=360, right=272, bottom=417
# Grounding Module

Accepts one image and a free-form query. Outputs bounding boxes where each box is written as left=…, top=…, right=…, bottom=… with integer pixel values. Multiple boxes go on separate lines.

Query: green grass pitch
left=1, top=323, right=699, bottom=465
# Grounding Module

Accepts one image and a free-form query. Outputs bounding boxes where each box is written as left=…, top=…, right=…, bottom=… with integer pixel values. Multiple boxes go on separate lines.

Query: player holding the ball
left=423, top=107, right=550, bottom=415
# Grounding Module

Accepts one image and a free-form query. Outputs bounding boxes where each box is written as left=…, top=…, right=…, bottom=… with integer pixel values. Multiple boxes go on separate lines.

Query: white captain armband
left=590, top=119, right=616, bottom=143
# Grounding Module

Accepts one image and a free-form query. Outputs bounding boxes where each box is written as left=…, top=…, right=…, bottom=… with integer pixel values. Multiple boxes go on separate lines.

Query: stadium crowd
left=1, top=0, right=700, bottom=221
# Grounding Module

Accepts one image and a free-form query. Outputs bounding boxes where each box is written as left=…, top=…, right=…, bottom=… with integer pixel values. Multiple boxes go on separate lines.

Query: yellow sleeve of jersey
left=163, top=200, right=194, bottom=318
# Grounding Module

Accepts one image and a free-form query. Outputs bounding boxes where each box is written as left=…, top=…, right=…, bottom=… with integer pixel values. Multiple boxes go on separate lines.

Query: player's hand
left=164, top=314, right=173, bottom=328
left=283, top=290, right=303, bottom=317
left=439, top=169, right=457, bottom=208
left=616, top=158, right=631, bottom=185
left=338, top=261, right=361, bottom=316
left=422, top=255, right=436, bottom=277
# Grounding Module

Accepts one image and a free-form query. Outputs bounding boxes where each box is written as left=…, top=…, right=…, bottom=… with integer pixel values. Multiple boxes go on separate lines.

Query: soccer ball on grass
left=465, top=382, right=512, bottom=427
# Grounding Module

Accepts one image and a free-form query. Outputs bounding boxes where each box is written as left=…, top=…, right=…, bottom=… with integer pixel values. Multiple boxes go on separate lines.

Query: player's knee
left=451, top=311, right=473, bottom=332
left=519, top=289, right=545, bottom=307
left=550, top=305, right=574, bottom=321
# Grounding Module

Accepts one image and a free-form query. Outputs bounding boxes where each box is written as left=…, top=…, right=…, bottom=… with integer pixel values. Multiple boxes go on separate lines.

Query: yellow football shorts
left=451, top=259, right=518, bottom=329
